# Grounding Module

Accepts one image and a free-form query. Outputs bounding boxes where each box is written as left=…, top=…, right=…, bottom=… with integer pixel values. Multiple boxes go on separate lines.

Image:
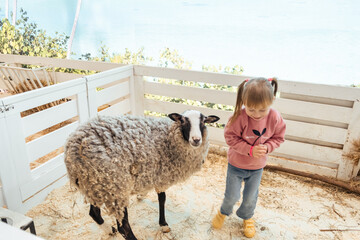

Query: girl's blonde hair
left=229, top=77, right=278, bottom=125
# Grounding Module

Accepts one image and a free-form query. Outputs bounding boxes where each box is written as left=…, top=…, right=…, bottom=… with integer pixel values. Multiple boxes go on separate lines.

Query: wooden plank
left=20, top=161, right=67, bottom=202
left=31, top=153, right=64, bottom=179
left=208, top=126, right=226, bottom=146
left=18, top=175, right=68, bottom=214
left=3, top=110, right=32, bottom=189
left=12, top=68, right=32, bottom=91
left=30, top=69, right=44, bottom=88
left=98, top=98, right=131, bottom=116
left=268, top=156, right=338, bottom=178
left=144, top=98, right=232, bottom=125
left=275, top=140, right=343, bottom=165
left=18, top=70, right=36, bottom=91
left=86, top=65, right=133, bottom=88
left=96, top=81, right=130, bottom=107
left=135, top=65, right=248, bottom=87
left=0, top=114, right=23, bottom=210
left=87, top=87, right=98, bottom=118
left=22, top=100, right=78, bottom=137
left=0, top=69, right=14, bottom=91
left=280, top=92, right=353, bottom=108
left=338, top=100, right=360, bottom=180
left=129, top=75, right=145, bottom=116
left=0, top=54, right=124, bottom=72
left=76, top=91, right=90, bottom=124
left=54, top=72, right=84, bottom=83
left=281, top=114, right=348, bottom=129
left=7, top=68, right=28, bottom=91
left=285, top=120, right=348, bottom=145
left=144, top=81, right=236, bottom=106
left=2, top=77, right=86, bottom=113
left=279, top=80, right=360, bottom=102
left=42, top=68, right=51, bottom=86
left=23, top=70, right=40, bottom=90
left=26, top=121, right=79, bottom=162
left=273, top=98, right=352, bottom=124
left=0, top=68, right=17, bottom=92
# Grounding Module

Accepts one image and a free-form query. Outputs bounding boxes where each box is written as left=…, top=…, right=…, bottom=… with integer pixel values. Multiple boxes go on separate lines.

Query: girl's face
left=245, top=104, right=270, bottom=120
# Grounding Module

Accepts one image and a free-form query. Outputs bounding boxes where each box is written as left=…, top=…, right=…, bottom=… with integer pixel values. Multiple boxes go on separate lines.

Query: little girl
left=212, top=77, right=286, bottom=238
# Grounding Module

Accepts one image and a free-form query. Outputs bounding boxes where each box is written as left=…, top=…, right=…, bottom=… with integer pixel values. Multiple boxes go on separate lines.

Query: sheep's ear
left=204, top=115, right=220, bottom=123
left=168, top=113, right=182, bottom=122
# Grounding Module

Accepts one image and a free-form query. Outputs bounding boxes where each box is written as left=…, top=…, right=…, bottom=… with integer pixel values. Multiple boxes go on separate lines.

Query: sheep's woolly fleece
left=64, top=115, right=209, bottom=222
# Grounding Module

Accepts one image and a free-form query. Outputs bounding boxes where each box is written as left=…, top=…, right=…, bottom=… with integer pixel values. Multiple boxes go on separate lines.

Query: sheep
left=64, top=110, right=220, bottom=240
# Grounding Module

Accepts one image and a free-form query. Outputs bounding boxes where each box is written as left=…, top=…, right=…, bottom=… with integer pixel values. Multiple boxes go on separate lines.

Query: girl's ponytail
left=229, top=80, right=247, bottom=125
left=270, top=77, right=278, bottom=96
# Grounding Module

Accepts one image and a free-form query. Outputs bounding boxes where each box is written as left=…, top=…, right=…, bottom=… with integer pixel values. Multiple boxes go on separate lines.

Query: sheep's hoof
left=109, top=226, right=117, bottom=236
left=161, top=225, right=171, bottom=233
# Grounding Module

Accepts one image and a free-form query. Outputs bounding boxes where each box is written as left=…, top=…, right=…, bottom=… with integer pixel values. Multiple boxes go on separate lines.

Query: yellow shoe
left=243, top=218, right=256, bottom=238
left=212, top=210, right=226, bottom=229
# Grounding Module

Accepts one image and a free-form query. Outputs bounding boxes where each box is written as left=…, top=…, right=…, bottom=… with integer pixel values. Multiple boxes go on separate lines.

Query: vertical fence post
left=76, top=80, right=90, bottom=123
left=338, top=99, right=360, bottom=180
left=131, top=66, right=144, bottom=116
left=129, top=66, right=136, bottom=115
left=85, top=76, right=98, bottom=118
left=0, top=103, right=26, bottom=211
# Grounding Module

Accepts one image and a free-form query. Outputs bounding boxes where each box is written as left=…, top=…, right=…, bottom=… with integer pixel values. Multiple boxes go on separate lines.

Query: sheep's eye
left=180, top=119, right=191, bottom=141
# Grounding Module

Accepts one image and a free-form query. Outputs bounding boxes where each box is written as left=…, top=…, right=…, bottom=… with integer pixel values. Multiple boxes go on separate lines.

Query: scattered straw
left=26, top=153, right=360, bottom=240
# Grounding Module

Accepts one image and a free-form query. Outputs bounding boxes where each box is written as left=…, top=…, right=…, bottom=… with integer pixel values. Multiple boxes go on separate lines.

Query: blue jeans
left=220, top=163, right=263, bottom=220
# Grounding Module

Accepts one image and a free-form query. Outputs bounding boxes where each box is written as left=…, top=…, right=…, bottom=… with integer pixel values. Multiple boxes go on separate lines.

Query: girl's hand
left=252, top=144, right=267, bottom=158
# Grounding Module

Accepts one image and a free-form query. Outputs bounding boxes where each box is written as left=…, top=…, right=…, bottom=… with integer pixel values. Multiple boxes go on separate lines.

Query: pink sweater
left=224, top=108, right=286, bottom=170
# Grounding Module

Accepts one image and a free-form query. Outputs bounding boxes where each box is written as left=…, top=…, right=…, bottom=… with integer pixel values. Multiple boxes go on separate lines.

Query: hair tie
left=268, top=78, right=273, bottom=82
left=245, top=79, right=249, bottom=82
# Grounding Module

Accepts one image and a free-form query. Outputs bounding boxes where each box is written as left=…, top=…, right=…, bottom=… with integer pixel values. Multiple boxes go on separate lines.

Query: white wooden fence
left=0, top=62, right=133, bottom=213
left=133, top=66, right=360, bottom=181
left=0, top=54, right=359, bottom=214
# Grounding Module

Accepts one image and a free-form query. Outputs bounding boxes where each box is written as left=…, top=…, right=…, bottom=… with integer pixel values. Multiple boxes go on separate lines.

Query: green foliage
left=111, top=47, right=153, bottom=65
left=202, top=64, right=243, bottom=75
left=158, top=48, right=192, bottom=69
left=0, top=9, right=82, bottom=75
left=80, top=45, right=153, bottom=65
left=1, top=10, right=241, bottom=120
left=0, top=9, right=68, bottom=58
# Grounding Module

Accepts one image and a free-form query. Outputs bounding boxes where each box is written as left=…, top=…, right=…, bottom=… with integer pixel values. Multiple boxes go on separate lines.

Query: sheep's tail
left=64, top=132, right=88, bottom=190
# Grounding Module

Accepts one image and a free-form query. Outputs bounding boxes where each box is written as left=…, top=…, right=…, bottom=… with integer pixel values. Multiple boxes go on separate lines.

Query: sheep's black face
left=169, top=110, right=220, bottom=148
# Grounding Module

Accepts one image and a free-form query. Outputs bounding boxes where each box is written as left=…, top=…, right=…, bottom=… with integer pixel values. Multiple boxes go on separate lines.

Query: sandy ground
left=27, top=152, right=360, bottom=240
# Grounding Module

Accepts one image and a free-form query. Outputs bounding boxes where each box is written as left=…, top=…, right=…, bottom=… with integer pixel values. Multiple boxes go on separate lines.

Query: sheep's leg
left=89, top=205, right=117, bottom=235
left=117, top=207, right=137, bottom=240
left=89, top=204, right=104, bottom=224
left=158, top=192, right=171, bottom=233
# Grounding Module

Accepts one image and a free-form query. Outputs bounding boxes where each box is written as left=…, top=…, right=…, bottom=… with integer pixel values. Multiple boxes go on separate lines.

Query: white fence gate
left=0, top=66, right=133, bottom=213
